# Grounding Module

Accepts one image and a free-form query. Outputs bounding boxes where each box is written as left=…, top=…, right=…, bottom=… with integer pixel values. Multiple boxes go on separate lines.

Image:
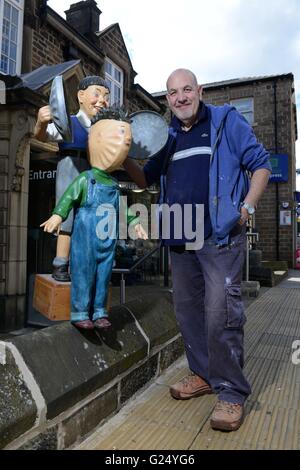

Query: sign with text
left=280, top=210, right=291, bottom=226
left=269, top=153, right=288, bottom=182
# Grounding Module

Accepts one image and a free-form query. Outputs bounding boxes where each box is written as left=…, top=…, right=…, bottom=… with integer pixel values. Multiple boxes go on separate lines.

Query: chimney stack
left=65, top=0, right=101, bottom=40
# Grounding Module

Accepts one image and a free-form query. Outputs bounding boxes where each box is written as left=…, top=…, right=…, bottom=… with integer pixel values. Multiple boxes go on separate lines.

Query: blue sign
left=269, top=154, right=288, bottom=182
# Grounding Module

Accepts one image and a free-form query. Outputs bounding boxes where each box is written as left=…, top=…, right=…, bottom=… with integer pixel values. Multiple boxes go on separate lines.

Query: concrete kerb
left=241, top=280, right=260, bottom=298
left=0, top=291, right=183, bottom=449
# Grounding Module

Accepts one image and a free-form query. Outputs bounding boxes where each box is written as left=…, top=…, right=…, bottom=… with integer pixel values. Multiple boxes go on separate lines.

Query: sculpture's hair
left=91, top=106, right=131, bottom=125
left=78, top=76, right=110, bottom=91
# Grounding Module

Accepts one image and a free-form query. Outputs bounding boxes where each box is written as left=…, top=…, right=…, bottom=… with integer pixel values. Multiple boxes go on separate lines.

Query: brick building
left=154, top=74, right=298, bottom=268
left=0, top=0, right=163, bottom=332
left=0, top=1, right=297, bottom=332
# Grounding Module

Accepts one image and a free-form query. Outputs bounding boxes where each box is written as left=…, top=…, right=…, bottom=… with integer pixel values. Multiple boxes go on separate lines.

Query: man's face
left=166, top=71, right=202, bottom=128
left=78, top=85, right=110, bottom=119
left=89, top=119, right=132, bottom=172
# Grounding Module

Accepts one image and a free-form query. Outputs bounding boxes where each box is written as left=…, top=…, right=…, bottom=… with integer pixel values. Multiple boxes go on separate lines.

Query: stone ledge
left=241, top=280, right=260, bottom=298
left=250, top=263, right=288, bottom=287
left=0, top=347, right=37, bottom=448
left=1, top=291, right=182, bottom=449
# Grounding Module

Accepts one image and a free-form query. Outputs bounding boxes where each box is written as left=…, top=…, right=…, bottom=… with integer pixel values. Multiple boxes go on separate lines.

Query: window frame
left=104, top=58, right=124, bottom=106
left=230, top=97, right=254, bottom=125
left=0, top=0, right=24, bottom=75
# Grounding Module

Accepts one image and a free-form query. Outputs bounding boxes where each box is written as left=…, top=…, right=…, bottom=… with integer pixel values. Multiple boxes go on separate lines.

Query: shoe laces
left=215, top=401, right=241, bottom=415
left=181, top=372, right=197, bottom=387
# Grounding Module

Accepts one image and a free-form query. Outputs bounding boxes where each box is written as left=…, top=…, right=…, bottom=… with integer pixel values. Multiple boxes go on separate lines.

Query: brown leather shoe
left=72, top=320, right=94, bottom=330
left=94, top=318, right=112, bottom=329
left=210, top=400, right=244, bottom=431
left=169, top=372, right=212, bottom=400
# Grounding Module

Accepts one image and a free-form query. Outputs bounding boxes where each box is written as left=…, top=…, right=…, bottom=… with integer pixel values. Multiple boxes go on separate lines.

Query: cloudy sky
left=48, top=0, right=300, bottom=179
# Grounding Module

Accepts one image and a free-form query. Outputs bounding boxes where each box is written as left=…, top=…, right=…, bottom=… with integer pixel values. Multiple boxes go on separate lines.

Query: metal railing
left=245, top=231, right=259, bottom=281
left=112, top=245, right=161, bottom=304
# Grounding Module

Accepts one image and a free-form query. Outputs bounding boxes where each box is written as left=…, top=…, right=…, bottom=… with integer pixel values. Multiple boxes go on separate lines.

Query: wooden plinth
left=33, top=274, right=70, bottom=320
left=33, top=274, right=112, bottom=321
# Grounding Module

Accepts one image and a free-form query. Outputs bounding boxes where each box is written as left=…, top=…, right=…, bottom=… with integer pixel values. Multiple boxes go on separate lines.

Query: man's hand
left=40, top=214, right=62, bottom=234
left=134, top=223, right=148, bottom=240
left=238, top=206, right=250, bottom=225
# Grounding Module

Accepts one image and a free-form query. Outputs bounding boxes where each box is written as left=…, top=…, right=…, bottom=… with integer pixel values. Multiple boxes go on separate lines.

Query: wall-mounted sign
left=269, top=154, right=288, bottom=182
left=29, top=169, right=57, bottom=181
left=280, top=210, right=291, bottom=226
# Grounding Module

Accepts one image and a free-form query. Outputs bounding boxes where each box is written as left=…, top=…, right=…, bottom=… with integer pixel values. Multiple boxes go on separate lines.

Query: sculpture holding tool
left=34, top=75, right=110, bottom=282
left=40, top=107, right=147, bottom=330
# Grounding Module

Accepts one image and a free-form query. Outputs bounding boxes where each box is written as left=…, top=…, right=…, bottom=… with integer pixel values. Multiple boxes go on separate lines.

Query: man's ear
left=198, top=85, right=203, bottom=100
left=77, top=89, right=84, bottom=103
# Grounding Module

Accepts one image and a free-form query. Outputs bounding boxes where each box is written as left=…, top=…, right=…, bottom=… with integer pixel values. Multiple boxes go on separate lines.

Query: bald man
left=123, top=68, right=271, bottom=432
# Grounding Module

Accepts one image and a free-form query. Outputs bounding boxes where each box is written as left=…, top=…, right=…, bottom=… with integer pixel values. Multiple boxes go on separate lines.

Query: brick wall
left=23, top=1, right=103, bottom=76
left=31, top=23, right=100, bottom=76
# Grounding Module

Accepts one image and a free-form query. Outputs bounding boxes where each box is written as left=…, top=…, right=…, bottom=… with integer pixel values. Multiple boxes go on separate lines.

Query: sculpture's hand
left=40, top=214, right=62, bottom=234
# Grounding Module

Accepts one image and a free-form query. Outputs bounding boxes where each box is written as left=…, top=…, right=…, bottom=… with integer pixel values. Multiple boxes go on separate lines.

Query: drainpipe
left=273, top=79, right=280, bottom=260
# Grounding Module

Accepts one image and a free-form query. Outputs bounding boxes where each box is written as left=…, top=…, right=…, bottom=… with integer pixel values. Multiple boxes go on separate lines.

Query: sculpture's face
left=89, top=119, right=132, bottom=172
left=78, top=85, right=110, bottom=119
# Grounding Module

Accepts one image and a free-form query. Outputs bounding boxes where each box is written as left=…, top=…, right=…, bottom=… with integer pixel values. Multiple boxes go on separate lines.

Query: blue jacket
left=158, top=104, right=271, bottom=246
left=207, top=104, right=271, bottom=245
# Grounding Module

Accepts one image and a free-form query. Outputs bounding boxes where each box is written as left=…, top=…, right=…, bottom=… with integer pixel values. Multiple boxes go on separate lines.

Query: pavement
left=74, top=270, right=300, bottom=450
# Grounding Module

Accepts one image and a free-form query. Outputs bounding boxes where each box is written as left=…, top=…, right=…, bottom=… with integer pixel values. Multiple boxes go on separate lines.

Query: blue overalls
left=70, top=171, right=119, bottom=322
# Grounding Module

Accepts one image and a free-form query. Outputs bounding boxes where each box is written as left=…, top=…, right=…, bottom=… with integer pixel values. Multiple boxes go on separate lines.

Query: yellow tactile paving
left=75, top=283, right=300, bottom=450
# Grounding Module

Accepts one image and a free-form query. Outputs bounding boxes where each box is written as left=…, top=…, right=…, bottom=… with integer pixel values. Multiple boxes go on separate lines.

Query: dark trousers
left=170, top=227, right=251, bottom=404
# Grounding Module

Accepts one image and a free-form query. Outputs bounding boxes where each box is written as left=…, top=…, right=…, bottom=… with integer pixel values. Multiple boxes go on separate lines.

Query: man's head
left=77, top=76, right=110, bottom=119
left=89, top=107, right=132, bottom=172
left=166, top=69, right=203, bottom=129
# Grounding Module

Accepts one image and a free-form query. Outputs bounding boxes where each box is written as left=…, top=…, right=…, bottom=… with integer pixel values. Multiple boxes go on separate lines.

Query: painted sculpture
left=40, top=108, right=147, bottom=330
left=34, top=76, right=110, bottom=282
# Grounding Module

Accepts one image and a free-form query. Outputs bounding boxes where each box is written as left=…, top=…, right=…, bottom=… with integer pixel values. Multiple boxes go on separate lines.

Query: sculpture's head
left=89, top=107, right=132, bottom=172
left=77, top=76, right=110, bottom=119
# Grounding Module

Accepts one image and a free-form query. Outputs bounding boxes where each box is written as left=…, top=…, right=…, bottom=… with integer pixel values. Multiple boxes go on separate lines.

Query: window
left=105, top=58, right=123, bottom=106
left=230, top=97, right=254, bottom=125
left=0, top=0, right=24, bottom=75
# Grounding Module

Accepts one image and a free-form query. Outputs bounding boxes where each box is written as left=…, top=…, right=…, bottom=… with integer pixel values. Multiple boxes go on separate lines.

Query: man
left=34, top=76, right=110, bottom=282
left=123, top=68, right=271, bottom=431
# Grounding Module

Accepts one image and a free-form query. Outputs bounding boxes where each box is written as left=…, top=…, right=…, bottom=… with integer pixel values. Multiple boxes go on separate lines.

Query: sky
left=48, top=0, right=300, bottom=182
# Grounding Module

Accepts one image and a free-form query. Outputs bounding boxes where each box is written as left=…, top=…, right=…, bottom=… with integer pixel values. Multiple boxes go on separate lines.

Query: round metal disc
left=128, top=111, right=168, bottom=159
left=49, top=75, right=73, bottom=143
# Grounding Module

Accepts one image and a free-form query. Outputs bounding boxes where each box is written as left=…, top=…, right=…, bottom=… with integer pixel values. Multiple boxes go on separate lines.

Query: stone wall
left=0, top=104, right=36, bottom=332
left=23, top=2, right=103, bottom=76
left=0, top=292, right=183, bottom=450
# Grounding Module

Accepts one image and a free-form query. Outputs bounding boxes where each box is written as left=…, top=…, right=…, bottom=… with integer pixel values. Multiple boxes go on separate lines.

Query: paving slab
left=75, top=271, right=300, bottom=450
